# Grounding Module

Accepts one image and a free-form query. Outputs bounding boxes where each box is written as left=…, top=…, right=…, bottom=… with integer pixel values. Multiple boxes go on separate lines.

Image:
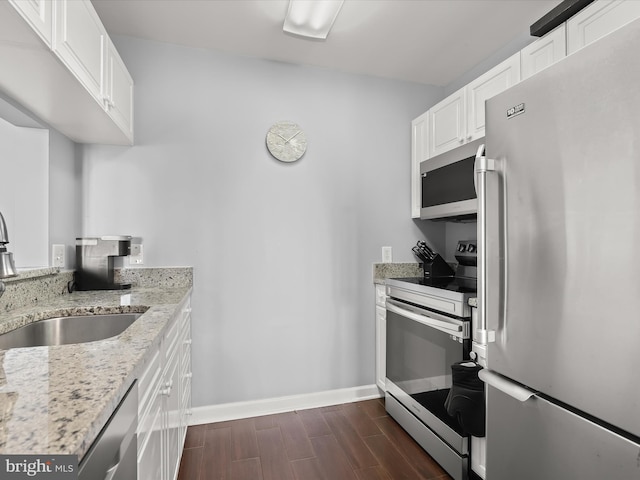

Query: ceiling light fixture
left=283, top=0, right=345, bottom=40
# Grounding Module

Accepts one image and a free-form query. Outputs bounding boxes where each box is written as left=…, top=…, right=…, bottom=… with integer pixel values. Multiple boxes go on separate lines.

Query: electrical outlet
left=130, top=244, right=144, bottom=264
left=382, top=246, right=392, bottom=263
left=52, top=244, right=65, bottom=268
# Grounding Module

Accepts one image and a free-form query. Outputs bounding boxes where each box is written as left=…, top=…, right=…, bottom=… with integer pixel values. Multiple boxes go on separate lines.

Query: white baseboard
left=189, top=384, right=382, bottom=426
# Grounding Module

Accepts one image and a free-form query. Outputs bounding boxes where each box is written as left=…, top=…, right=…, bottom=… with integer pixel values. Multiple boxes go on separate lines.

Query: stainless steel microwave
left=420, top=137, right=483, bottom=221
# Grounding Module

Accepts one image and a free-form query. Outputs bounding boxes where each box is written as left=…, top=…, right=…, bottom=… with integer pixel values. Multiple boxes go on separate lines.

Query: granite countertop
left=0, top=285, right=191, bottom=460
left=372, top=262, right=422, bottom=284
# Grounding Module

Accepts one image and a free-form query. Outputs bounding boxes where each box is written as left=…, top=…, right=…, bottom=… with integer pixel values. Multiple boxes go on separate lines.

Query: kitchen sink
left=0, top=313, right=143, bottom=350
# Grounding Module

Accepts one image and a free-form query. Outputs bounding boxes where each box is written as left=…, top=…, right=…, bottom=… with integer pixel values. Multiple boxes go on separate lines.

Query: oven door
left=385, top=298, right=470, bottom=454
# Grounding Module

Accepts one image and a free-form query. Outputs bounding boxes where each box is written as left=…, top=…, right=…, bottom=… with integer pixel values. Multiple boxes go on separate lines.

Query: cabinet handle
left=161, top=381, right=173, bottom=396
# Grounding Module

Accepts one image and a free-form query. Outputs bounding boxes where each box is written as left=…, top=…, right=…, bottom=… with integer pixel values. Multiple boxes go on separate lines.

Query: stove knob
left=467, top=244, right=476, bottom=253
left=457, top=243, right=467, bottom=252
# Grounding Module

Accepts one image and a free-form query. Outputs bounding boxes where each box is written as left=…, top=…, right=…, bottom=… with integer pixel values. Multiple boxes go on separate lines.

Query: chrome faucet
left=0, top=211, right=17, bottom=299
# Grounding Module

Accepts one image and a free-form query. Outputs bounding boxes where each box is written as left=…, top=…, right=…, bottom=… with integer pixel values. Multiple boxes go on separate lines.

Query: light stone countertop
left=0, top=285, right=191, bottom=461
left=372, top=262, right=422, bottom=284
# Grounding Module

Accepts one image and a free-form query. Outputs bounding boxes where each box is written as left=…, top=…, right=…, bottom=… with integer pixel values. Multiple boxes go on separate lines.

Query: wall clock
left=266, top=121, right=307, bottom=162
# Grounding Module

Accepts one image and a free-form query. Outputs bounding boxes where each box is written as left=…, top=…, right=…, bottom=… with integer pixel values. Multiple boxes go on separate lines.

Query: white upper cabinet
left=426, top=52, right=520, bottom=160
left=410, top=0, right=640, bottom=219
left=8, top=0, right=52, bottom=46
left=428, top=88, right=466, bottom=158
left=104, top=37, right=134, bottom=143
left=53, top=0, right=106, bottom=105
left=521, top=24, right=567, bottom=80
left=411, top=111, right=428, bottom=218
left=567, top=0, right=640, bottom=54
left=0, top=0, right=134, bottom=145
left=466, top=52, right=520, bottom=142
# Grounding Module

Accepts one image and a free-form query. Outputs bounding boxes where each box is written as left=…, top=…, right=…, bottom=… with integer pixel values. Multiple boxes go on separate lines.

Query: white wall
left=444, top=31, right=534, bottom=97
left=81, top=36, right=445, bottom=407
left=0, top=118, right=48, bottom=268
left=49, top=129, right=83, bottom=268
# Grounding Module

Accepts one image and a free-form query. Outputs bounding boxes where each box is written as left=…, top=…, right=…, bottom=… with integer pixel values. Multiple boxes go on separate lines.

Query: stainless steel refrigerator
left=475, top=17, right=640, bottom=480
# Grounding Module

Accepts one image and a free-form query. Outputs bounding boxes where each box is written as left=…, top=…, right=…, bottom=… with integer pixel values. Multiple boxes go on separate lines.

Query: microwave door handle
left=386, top=300, right=464, bottom=338
left=473, top=144, right=484, bottom=196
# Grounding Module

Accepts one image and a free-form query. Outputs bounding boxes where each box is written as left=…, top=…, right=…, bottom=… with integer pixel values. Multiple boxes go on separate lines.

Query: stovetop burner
left=392, top=276, right=477, bottom=294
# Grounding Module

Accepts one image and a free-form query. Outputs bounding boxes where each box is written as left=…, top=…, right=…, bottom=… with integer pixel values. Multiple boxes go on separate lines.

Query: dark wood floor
left=177, top=397, right=453, bottom=480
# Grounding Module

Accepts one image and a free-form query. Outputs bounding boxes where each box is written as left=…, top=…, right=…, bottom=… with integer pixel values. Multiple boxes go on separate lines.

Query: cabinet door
left=8, top=0, right=52, bottom=46
left=521, top=24, right=567, bottom=80
left=428, top=88, right=466, bottom=158
left=179, top=302, right=192, bottom=445
left=411, top=112, right=429, bottom=218
left=567, top=0, right=640, bottom=54
left=471, top=435, right=487, bottom=479
left=164, top=350, right=182, bottom=480
left=375, top=305, right=386, bottom=391
left=53, top=0, right=106, bottom=103
left=104, top=37, right=134, bottom=143
left=466, top=52, right=520, bottom=142
left=138, top=384, right=164, bottom=480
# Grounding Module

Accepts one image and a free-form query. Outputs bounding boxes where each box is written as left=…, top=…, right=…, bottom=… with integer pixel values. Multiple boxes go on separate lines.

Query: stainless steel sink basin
left=0, top=313, right=143, bottom=349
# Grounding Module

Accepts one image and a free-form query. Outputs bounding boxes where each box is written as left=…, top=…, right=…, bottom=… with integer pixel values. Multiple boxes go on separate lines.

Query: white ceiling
left=92, top=0, right=561, bottom=87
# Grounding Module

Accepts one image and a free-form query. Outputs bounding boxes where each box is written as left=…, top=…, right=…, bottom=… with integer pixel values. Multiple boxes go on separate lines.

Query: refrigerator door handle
left=474, top=145, right=496, bottom=345
left=478, top=369, right=536, bottom=402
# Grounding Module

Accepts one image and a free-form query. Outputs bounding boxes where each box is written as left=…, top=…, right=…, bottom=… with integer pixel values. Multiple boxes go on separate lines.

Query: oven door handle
left=386, top=299, right=465, bottom=339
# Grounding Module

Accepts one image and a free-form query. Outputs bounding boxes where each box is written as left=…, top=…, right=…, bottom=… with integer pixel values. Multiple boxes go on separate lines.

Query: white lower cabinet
left=138, top=295, right=192, bottom=480
left=375, top=284, right=387, bottom=392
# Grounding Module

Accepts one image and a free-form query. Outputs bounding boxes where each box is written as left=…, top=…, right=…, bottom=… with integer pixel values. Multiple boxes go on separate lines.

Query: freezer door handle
left=478, top=369, right=536, bottom=402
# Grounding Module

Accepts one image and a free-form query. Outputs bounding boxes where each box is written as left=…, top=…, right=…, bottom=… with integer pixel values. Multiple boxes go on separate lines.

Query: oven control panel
left=455, top=240, right=477, bottom=266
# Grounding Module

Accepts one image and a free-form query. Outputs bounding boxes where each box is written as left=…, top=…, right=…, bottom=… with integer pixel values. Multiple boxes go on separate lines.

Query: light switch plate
left=382, top=246, right=392, bottom=263
left=52, top=244, right=65, bottom=268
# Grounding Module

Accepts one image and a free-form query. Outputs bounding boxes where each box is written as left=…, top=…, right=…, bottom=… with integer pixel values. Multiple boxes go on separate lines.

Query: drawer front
left=486, top=385, right=640, bottom=479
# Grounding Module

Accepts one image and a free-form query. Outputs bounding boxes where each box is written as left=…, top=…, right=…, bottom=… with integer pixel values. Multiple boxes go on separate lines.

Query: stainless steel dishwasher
left=78, top=382, right=137, bottom=480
